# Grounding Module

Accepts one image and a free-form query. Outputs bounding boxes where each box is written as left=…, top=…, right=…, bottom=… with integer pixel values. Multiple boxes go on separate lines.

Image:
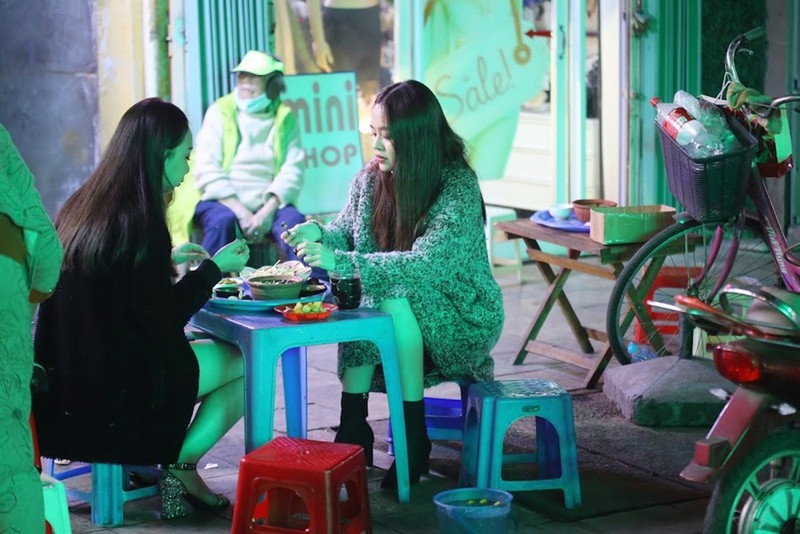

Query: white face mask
left=234, top=92, right=270, bottom=114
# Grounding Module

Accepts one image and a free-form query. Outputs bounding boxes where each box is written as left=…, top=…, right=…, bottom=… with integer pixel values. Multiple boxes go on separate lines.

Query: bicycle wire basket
left=656, top=108, right=758, bottom=222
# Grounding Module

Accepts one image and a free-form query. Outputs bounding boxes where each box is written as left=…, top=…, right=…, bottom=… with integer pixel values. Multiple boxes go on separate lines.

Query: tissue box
left=589, top=205, right=676, bottom=245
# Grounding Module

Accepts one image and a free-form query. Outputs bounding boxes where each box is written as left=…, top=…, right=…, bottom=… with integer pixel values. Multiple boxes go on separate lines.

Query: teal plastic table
left=189, top=305, right=411, bottom=502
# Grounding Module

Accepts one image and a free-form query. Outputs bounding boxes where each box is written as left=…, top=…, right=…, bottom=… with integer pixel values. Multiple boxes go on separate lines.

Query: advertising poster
left=422, top=0, right=549, bottom=180
left=284, top=71, right=363, bottom=215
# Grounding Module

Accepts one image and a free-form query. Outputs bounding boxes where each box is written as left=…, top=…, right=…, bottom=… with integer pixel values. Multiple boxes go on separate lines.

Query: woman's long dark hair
left=371, top=80, right=471, bottom=251
left=57, top=98, right=189, bottom=274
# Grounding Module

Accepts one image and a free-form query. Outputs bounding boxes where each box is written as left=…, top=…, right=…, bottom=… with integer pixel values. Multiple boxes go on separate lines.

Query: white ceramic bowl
left=548, top=203, right=574, bottom=221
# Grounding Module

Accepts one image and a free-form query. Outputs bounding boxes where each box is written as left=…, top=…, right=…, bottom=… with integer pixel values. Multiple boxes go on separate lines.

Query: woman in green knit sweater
left=282, top=79, right=504, bottom=488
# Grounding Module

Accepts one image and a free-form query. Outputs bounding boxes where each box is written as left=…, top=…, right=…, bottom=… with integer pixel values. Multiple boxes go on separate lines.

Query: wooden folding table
left=497, top=218, right=643, bottom=388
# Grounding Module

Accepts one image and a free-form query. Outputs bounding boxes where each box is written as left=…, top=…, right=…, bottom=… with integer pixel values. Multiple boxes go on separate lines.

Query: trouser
left=194, top=200, right=306, bottom=261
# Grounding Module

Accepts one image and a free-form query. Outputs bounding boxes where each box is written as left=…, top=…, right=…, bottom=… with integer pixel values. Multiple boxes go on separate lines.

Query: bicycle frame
left=747, top=170, right=800, bottom=290
left=685, top=172, right=800, bottom=306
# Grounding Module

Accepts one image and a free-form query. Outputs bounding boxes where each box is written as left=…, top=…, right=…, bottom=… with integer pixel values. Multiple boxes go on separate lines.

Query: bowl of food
left=242, top=261, right=312, bottom=283
left=213, top=277, right=244, bottom=299
left=572, top=199, right=618, bottom=223
left=247, top=275, right=304, bottom=301
left=547, top=203, right=574, bottom=221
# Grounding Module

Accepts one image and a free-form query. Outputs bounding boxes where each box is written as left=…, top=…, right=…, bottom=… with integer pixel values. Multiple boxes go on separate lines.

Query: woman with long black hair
left=283, top=80, right=504, bottom=489
left=34, top=98, right=250, bottom=519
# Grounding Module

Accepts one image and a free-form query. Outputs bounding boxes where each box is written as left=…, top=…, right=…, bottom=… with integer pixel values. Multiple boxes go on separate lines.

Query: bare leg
left=169, top=339, right=244, bottom=505
left=340, top=298, right=423, bottom=401
left=370, top=299, right=429, bottom=488
left=342, top=364, right=375, bottom=394
left=379, top=298, right=424, bottom=401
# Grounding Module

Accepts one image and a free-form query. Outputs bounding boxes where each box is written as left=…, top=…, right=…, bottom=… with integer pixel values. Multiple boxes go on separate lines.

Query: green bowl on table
left=247, top=275, right=304, bottom=301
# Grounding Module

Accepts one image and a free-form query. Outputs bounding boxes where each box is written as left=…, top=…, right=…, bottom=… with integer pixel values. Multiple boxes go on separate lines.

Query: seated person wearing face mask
left=193, top=51, right=308, bottom=262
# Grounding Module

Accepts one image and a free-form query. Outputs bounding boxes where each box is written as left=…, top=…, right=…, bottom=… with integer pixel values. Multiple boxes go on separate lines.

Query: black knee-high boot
left=381, top=399, right=431, bottom=489
left=334, top=392, right=374, bottom=466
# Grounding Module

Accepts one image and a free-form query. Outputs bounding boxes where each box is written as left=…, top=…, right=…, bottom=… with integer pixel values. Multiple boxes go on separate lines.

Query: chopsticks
left=230, top=224, right=244, bottom=277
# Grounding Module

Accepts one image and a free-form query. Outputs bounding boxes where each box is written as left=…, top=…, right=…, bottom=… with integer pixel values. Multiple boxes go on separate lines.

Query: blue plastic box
left=386, top=397, right=464, bottom=456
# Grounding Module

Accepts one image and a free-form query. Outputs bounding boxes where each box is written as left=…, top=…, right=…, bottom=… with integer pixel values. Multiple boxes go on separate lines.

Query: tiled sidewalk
left=59, top=264, right=709, bottom=533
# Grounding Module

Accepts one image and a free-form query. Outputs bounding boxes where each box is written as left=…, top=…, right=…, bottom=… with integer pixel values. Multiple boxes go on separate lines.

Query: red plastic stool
left=232, top=437, right=372, bottom=534
left=634, top=266, right=701, bottom=343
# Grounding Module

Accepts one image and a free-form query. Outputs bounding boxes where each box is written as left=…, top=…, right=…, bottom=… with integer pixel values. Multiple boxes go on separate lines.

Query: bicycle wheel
left=607, top=218, right=779, bottom=365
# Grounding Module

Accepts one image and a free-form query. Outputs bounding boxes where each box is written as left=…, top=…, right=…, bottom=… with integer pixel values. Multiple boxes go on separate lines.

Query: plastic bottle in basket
left=651, top=97, right=724, bottom=158
left=673, top=90, right=740, bottom=152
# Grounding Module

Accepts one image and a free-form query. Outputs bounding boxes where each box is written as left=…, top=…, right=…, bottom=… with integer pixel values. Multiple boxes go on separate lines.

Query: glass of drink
left=330, top=270, right=362, bottom=310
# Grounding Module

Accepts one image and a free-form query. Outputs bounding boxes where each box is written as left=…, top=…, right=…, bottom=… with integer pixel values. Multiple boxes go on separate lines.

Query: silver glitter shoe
left=159, top=469, right=192, bottom=519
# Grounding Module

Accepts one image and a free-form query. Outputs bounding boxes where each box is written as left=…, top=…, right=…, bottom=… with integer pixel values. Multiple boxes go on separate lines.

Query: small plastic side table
left=190, top=305, right=411, bottom=502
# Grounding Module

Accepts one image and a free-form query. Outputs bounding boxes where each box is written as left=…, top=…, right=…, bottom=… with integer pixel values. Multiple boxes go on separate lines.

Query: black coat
left=33, top=250, right=220, bottom=466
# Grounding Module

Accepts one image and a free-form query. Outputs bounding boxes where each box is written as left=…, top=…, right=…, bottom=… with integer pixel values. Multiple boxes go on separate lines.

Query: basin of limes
left=434, top=488, right=513, bottom=533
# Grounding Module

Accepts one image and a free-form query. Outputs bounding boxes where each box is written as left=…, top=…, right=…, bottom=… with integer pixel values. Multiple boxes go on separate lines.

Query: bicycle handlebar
left=725, top=27, right=764, bottom=85
left=725, top=27, right=800, bottom=114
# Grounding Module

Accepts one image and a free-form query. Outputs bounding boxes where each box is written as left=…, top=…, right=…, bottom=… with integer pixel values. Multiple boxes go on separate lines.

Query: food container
left=247, top=275, right=304, bottom=300
left=572, top=199, right=618, bottom=223
left=241, top=261, right=312, bottom=283
left=214, top=286, right=242, bottom=298
left=213, top=277, right=244, bottom=298
left=274, top=302, right=337, bottom=322
left=434, top=487, right=513, bottom=533
left=589, top=205, right=676, bottom=245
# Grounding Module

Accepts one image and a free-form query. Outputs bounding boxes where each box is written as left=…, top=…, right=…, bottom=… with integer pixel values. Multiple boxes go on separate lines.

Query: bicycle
left=606, top=27, right=800, bottom=365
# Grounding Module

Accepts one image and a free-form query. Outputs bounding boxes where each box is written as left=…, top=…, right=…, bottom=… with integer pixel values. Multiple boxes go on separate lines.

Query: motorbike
left=662, top=284, right=800, bottom=533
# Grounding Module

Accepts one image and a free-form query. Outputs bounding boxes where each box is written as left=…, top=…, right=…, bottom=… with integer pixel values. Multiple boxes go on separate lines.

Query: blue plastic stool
left=459, top=379, right=582, bottom=508
left=45, top=460, right=160, bottom=526
left=385, top=379, right=474, bottom=456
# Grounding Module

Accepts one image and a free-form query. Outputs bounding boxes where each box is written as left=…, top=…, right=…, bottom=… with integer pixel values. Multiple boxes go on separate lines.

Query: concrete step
left=603, top=356, right=734, bottom=427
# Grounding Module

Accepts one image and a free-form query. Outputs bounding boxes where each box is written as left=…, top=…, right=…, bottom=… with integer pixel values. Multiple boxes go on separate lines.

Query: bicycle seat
left=719, top=285, right=800, bottom=336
